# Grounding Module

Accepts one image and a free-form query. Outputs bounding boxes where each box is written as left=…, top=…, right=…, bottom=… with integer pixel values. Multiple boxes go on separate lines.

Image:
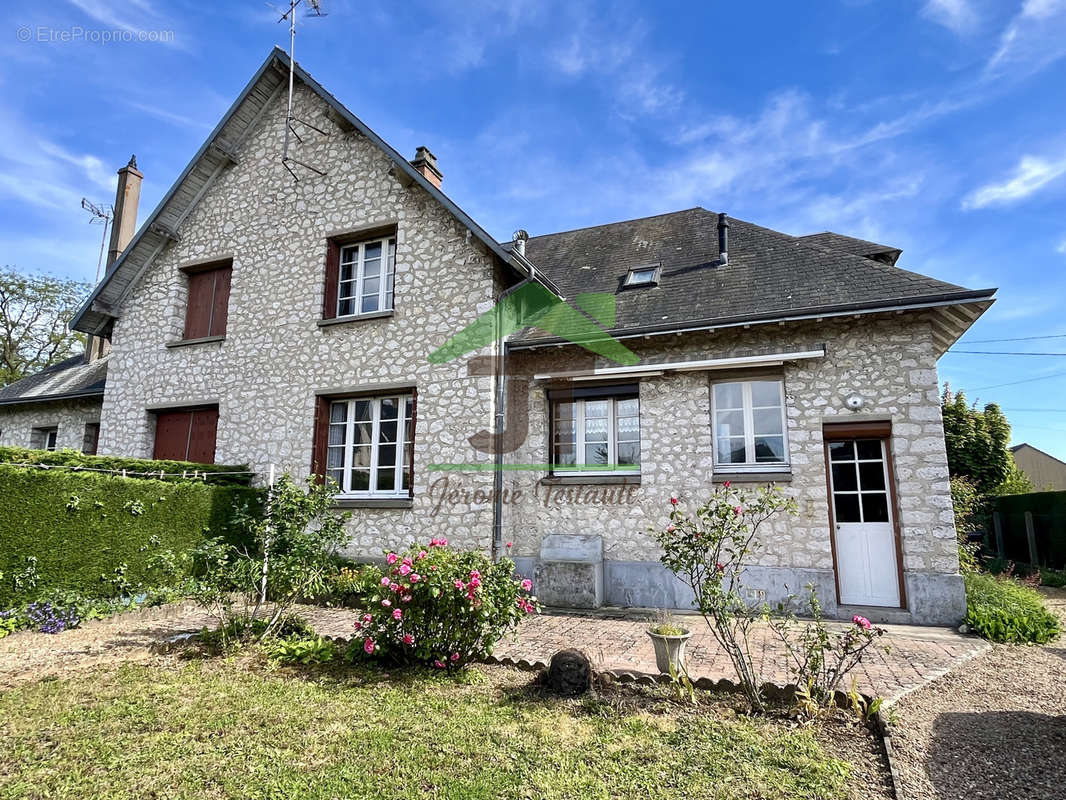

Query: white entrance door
left=828, top=438, right=900, bottom=607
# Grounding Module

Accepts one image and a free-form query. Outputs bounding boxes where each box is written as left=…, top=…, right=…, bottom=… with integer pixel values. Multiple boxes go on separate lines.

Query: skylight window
left=623, top=264, right=661, bottom=288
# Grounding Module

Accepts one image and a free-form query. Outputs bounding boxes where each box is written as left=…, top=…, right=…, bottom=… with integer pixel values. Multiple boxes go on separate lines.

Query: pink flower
left=389, top=582, right=400, bottom=592
left=402, top=557, right=413, bottom=567
left=399, top=563, right=412, bottom=576
left=450, top=652, right=460, bottom=662
left=666, top=524, right=675, bottom=533
left=454, top=579, right=465, bottom=590
left=716, top=562, right=724, bottom=572
left=723, top=481, right=731, bottom=488
left=434, top=659, right=446, bottom=668
left=429, top=537, right=449, bottom=548
left=363, top=638, right=375, bottom=655
left=734, top=505, right=743, bottom=515
left=670, top=496, right=678, bottom=505
left=353, top=621, right=362, bottom=630
left=469, top=569, right=481, bottom=580
left=401, top=594, right=412, bottom=603
left=468, top=576, right=481, bottom=589
left=392, top=608, right=403, bottom=620
left=362, top=613, right=372, bottom=623
left=430, top=565, right=438, bottom=571
left=402, top=634, right=414, bottom=645
left=381, top=599, right=392, bottom=607
left=506, top=541, right=513, bottom=548
left=380, top=577, right=391, bottom=587
left=386, top=553, right=398, bottom=565
left=410, top=573, right=420, bottom=583
left=418, top=550, right=428, bottom=560
left=852, top=615, right=872, bottom=630
left=521, top=579, right=533, bottom=592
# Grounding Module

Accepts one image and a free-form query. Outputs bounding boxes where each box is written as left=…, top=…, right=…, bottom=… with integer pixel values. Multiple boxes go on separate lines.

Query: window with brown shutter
left=182, top=261, right=232, bottom=340
left=153, top=406, right=219, bottom=464
left=321, top=226, right=397, bottom=321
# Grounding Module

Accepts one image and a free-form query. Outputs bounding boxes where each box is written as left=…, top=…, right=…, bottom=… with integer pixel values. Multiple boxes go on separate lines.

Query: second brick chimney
left=410, top=146, right=443, bottom=189
left=106, top=155, right=143, bottom=269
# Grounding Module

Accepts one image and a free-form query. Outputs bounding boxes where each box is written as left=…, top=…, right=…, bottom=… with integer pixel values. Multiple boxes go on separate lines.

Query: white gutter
left=532, top=349, right=826, bottom=382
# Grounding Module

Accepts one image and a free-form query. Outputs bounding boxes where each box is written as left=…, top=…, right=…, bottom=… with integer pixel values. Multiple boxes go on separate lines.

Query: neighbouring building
left=0, top=48, right=997, bottom=624
left=1011, top=443, right=1066, bottom=492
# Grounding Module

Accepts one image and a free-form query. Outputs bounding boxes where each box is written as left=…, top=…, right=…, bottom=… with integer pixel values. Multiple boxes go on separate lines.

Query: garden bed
left=0, top=656, right=894, bottom=800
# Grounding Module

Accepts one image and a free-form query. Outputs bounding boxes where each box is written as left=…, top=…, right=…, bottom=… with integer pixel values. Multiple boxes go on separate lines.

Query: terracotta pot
left=647, top=628, right=692, bottom=674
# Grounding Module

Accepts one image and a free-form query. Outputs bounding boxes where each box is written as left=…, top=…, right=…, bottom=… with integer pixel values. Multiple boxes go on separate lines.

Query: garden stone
left=545, top=648, right=593, bottom=696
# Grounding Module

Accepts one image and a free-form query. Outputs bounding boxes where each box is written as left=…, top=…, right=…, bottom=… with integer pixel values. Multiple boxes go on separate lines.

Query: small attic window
left=623, top=264, right=661, bottom=288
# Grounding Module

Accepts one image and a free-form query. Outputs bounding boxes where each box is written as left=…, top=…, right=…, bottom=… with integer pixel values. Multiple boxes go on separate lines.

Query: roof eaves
left=0, top=387, right=106, bottom=407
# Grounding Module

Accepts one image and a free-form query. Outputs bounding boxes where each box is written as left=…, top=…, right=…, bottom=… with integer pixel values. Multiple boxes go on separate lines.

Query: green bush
left=0, top=464, right=259, bottom=606
left=964, top=572, right=1061, bottom=644
left=0, top=446, right=253, bottom=486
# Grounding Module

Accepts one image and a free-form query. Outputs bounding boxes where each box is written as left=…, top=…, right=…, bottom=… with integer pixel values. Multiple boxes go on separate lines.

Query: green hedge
left=0, top=464, right=260, bottom=606
left=964, top=572, right=1061, bottom=644
left=0, top=446, right=253, bottom=486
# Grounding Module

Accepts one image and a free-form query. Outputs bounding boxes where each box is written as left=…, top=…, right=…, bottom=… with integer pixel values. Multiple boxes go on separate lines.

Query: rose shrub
left=349, top=539, right=537, bottom=668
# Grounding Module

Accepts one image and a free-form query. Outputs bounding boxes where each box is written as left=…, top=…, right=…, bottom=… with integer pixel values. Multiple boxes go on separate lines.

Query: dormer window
left=623, top=264, right=661, bottom=288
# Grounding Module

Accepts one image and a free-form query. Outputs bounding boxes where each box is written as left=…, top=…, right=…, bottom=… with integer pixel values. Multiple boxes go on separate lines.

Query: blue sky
left=3, top=0, right=1066, bottom=459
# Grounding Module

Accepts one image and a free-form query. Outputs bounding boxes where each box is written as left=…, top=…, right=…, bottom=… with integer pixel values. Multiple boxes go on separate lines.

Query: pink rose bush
left=350, top=540, right=537, bottom=668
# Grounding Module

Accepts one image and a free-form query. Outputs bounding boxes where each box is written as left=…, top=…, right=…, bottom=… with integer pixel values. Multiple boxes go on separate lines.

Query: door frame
left=822, top=420, right=907, bottom=610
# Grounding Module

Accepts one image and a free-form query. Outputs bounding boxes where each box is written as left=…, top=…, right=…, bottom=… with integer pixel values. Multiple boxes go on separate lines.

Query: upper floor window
left=712, top=379, right=788, bottom=470
left=550, top=385, right=640, bottom=475
left=31, top=426, right=58, bottom=451
left=317, top=393, right=414, bottom=498
left=323, top=232, right=397, bottom=321
left=182, top=260, right=232, bottom=340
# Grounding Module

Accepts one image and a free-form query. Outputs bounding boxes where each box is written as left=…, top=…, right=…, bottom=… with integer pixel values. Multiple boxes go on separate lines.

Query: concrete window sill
left=712, top=471, right=792, bottom=483
left=317, top=310, right=394, bottom=327
left=165, top=335, right=225, bottom=349
left=332, top=498, right=413, bottom=509
left=540, top=475, right=641, bottom=486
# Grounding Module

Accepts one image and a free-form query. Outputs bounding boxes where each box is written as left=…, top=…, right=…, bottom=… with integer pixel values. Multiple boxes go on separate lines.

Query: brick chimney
left=106, top=155, right=143, bottom=269
left=87, top=155, right=142, bottom=363
left=410, top=146, right=442, bottom=189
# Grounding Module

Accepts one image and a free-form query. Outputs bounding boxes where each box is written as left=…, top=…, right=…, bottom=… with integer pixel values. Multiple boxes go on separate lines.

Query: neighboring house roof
left=1011, top=443, right=1066, bottom=492
left=70, top=47, right=559, bottom=335
left=508, top=208, right=994, bottom=354
left=0, top=355, right=107, bottom=406
left=795, top=231, right=902, bottom=265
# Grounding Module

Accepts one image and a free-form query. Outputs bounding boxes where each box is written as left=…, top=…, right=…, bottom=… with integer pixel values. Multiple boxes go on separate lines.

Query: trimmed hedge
left=964, top=572, right=1061, bottom=644
left=0, top=446, right=253, bottom=486
left=0, top=464, right=260, bottom=606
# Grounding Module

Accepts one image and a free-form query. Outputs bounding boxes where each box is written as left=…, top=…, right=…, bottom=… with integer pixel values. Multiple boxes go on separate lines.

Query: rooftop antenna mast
left=277, top=0, right=328, bottom=182
left=81, top=198, right=113, bottom=283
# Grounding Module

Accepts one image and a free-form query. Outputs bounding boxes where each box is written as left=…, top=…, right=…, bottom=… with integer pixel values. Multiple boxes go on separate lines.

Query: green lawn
left=0, top=662, right=855, bottom=800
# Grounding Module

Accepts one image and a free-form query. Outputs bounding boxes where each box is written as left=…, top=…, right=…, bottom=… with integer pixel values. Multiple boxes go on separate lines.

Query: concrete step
left=837, top=604, right=913, bottom=625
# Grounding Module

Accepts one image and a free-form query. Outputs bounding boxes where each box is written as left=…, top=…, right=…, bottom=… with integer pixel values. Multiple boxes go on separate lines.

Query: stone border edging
left=874, top=709, right=907, bottom=800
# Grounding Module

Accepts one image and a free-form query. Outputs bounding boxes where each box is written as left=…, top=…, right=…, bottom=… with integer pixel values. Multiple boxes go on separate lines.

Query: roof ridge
left=523, top=207, right=708, bottom=241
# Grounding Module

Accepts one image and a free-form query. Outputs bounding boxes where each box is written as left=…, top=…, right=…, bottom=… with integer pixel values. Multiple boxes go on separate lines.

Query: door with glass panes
left=826, top=435, right=901, bottom=607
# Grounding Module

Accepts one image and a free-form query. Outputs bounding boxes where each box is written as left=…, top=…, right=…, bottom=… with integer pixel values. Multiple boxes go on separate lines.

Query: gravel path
left=889, top=587, right=1066, bottom=800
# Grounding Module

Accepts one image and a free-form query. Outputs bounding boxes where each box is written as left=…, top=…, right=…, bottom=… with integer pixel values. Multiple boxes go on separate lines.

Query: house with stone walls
left=0, top=47, right=996, bottom=625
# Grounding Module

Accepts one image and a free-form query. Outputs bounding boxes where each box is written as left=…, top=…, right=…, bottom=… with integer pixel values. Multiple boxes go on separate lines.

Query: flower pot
left=646, top=628, right=692, bottom=674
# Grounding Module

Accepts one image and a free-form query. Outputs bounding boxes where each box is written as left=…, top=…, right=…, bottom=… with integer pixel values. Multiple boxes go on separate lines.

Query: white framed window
left=31, top=426, right=58, bottom=451
left=551, top=394, right=640, bottom=474
left=623, top=264, right=661, bottom=287
left=712, top=380, right=788, bottom=470
left=326, top=394, right=414, bottom=497
left=337, top=236, right=396, bottom=317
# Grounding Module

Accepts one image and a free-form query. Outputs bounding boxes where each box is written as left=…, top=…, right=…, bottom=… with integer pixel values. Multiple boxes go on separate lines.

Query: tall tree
left=941, top=384, right=1027, bottom=495
left=0, top=267, right=90, bottom=387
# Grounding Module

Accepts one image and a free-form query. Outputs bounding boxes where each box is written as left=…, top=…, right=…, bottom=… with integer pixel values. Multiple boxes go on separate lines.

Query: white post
left=259, top=464, right=277, bottom=606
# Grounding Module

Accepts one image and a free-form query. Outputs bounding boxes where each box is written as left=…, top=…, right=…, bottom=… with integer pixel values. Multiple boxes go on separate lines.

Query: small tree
left=0, top=267, right=90, bottom=386
left=941, top=385, right=1015, bottom=495
left=653, top=484, right=796, bottom=712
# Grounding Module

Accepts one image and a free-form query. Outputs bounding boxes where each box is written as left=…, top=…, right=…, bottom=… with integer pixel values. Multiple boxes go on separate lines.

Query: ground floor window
left=550, top=384, right=640, bottom=474
left=30, top=426, right=58, bottom=451
left=323, top=394, right=414, bottom=497
left=712, top=379, right=788, bottom=470
left=152, top=406, right=219, bottom=464
left=82, top=422, right=100, bottom=455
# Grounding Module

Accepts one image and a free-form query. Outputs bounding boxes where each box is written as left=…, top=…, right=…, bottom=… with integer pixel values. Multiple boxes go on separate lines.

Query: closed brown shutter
left=153, top=406, right=218, bottom=463
left=310, top=395, right=330, bottom=481
left=209, top=265, right=231, bottom=337
left=322, top=240, right=340, bottom=320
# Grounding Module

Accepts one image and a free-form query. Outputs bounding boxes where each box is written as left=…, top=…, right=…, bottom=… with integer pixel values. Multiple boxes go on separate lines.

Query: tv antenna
left=275, top=0, right=329, bottom=182
left=81, top=198, right=113, bottom=282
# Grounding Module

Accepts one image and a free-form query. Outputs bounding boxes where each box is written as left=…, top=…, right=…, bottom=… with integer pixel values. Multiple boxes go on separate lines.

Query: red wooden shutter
left=322, top=239, right=340, bottom=320
left=153, top=410, right=193, bottom=460
left=187, top=408, right=218, bottom=464
left=310, top=395, right=330, bottom=482
left=209, top=265, right=232, bottom=337
left=183, top=271, right=214, bottom=339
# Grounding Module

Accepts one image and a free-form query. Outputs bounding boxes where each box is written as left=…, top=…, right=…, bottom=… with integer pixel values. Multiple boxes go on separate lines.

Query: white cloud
left=922, top=0, right=979, bottom=34
left=1057, top=237, right=1066, bottom=254
left=985, top=0, right=1066, bottom=78
left=962, top=155, right=1066, bottom=209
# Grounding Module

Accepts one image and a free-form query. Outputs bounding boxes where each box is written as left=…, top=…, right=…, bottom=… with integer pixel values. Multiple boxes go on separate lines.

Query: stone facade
left=98, top=83, right=501, bottom=557
left=0, top=398, right=102, bottom=452
left=500, top=313, right=965, bottom=625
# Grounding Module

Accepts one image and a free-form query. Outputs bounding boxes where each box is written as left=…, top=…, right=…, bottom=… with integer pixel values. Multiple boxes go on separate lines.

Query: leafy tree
left=0, top=267, right=90, bottom=387
left=941, top=385, right=1016, bottom=494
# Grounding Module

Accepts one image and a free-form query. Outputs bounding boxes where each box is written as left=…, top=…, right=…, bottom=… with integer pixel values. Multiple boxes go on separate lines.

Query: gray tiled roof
left=0, top=355, right=107, bottom=405
left=796, top=231, right=901, bottom=264
left=511, top=207, right=993, bottom=344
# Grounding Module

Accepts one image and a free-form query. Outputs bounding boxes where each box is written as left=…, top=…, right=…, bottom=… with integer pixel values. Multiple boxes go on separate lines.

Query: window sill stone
left=540, top=475, right=641, bottom=486
left=165, top=335, right=225, bottom=349
left=317, top=310, right=394, bottom=327
left=712, top=471, right=792, bottom=483
left=332, top=497, right=413, bottom=509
